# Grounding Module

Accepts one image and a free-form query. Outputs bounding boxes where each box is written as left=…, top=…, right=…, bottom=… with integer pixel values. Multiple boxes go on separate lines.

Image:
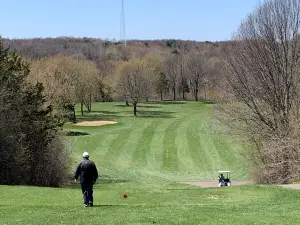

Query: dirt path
left=278, top=184, right=300, bottom=190
left=181, top=180, right=252, bottom=188
left=181, top=180, right=300, bottom=190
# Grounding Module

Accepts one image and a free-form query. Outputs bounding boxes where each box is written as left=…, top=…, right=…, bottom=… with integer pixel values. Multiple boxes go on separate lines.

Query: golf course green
left=1, top=101, right=300, bottom=224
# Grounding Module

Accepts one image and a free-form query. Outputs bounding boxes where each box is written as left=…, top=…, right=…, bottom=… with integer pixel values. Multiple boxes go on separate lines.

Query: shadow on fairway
left=77, top=114, right=125, bottom=122
left=92, top=205, right=120, bottom=207
left=115, top=104, right=162, bottom=109
left=138, top=105, right=162, bottom=109
left=146, top=100, right=187, bottom=105
left=91, top=204, right=141, bottom=207
left=87, top=110, right=121, bottom=114
left=137, top=110, right=175, bottom=118
left=114, top=104, right=132, bottom=108
left=203, top=100, right=216, bottom=105
left=76, top=109, right=175, bottom=120
left=65, top=131, right=90, bottom=136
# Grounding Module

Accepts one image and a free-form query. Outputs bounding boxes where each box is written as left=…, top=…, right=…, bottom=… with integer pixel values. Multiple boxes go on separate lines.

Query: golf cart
left=218, top=171, right=231, bottom=187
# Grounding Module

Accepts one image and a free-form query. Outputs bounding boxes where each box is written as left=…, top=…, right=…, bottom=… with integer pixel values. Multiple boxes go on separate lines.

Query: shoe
left=88, top=202, right=93, bottom=207
left=84, top=204, right=89, bottom=207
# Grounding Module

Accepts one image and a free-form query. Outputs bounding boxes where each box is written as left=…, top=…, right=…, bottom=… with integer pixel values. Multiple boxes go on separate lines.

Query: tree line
left=24, top=45, right=221, bottom=118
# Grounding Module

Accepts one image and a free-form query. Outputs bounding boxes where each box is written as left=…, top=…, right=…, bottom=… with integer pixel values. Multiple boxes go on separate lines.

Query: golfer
left=74, top=152, right=99, bottom=207
left=219, top=173, right=225, bottom=182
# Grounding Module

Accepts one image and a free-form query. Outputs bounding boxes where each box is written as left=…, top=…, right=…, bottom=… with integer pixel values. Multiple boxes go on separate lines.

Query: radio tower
left=120, top=0, right=127, bottom=46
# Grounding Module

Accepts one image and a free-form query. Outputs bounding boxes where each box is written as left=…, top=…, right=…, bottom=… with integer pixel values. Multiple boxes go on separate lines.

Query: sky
left=0, top=0, right=261, bottom=41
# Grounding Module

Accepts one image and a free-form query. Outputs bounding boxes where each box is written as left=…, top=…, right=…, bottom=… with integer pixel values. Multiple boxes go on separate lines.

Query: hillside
left=2, top=37, right=225, bottom=61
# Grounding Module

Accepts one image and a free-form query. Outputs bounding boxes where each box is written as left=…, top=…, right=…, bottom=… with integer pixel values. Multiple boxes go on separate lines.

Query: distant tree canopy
left=0, top=39, right=70, bottom=187
left=2, top=37, right=224, bottom=103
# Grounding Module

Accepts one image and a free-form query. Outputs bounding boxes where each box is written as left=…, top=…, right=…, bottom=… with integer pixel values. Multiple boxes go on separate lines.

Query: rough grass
left=1, top=101, right=300, bottom=224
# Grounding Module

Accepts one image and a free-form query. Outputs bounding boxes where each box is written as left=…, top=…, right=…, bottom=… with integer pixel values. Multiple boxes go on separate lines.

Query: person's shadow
left=90, top=204, right=127, bottom=207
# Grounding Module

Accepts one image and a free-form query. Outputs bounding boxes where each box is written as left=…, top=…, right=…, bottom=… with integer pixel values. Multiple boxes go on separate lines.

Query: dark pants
left=81, top=183, right=93, bottom=204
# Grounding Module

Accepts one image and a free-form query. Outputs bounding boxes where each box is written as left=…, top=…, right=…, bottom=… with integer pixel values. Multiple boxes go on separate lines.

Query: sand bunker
left=74, top=121, right=117, bottom=126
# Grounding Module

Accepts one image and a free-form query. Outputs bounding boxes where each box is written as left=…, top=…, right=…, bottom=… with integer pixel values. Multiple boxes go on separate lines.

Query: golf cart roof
left=218, top=171, right=230, bottom=173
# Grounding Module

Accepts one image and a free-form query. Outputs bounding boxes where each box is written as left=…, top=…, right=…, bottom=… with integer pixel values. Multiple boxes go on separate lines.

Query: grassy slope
left=68, top=101, right=247, bottom=182
left=1, top=101, right=299, bottom=225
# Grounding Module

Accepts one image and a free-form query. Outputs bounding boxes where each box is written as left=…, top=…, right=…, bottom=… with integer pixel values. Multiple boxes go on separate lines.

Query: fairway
left=1, top=101, right=300, bottom=224
left=67, top=101, right=247, bottom=183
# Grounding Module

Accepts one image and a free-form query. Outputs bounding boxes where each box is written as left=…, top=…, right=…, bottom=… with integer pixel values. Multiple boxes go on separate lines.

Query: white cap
left=82, top=152, right=89, bottom=158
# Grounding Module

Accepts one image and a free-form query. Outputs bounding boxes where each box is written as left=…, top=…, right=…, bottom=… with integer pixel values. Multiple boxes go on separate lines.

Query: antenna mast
left=120, top=0, right=127, bottom=46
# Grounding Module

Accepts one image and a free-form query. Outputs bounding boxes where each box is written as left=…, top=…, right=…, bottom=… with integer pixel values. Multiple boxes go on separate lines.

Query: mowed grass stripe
left=212, top=138, right=233, bottom=171
left=83, top=126, right=128, bottom=160
left=132, top=119, right=162, bottom=168
left=147, top=118, right=176, bottom=170
left=102, top=127, right=133, bottom=166
left=212, top=138, right=249, bottom=179
left=162, top=118, right=184, bottom=171
left=115, top=119, right=150, bottom=169
left=199, top=133, right=221, bottom=173
left=198, top=106, right=223, bottom=174
left=185, top=119, right=207, bottom=172
left=175, top=111, right=196, bottom=172
left=185, top=106, right=216, bottom=173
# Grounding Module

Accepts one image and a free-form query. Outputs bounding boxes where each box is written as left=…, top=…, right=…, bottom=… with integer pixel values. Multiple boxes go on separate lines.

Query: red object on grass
left=123, top=194, right=127, bottom=198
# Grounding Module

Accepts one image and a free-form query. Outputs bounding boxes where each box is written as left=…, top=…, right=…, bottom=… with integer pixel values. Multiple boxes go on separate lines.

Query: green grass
left=67, top=101, right=247, bottom=182
left=1, top=101, right=300, bottom=224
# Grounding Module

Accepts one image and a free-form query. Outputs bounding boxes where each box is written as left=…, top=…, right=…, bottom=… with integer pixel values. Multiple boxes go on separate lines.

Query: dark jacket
left=74, top=158, right=98, bottom=184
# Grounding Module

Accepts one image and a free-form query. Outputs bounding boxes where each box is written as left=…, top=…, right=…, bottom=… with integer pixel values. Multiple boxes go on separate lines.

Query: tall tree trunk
left=195, top=89, right=198, bottom=102
left=182, top=88, right=185, bottom=100
left=204, top=85, right=207, bottom=101
left=89, top=94, right=92, bottom=112
left=160, top=92, right=163, bottom=101
left=73, top=106, right=77, bottom=123
left=133, top=103, right=137, bottom=116
left=173, top=87, right=176, bottom=100
left=81, top=102, right=84, bottom=116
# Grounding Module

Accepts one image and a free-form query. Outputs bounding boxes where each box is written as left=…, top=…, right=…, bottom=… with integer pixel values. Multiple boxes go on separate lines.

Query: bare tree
left=154, top=71, right=168, bottom=101
left=29, top=56, right=99, bottom=121
left=143, top=53, right=164, bottom=101
left=29, top=56, right=78, bottom=122
left=73, top=59, right=98, bottom=115
left=178, top=46, right=189, bottom=100
left=117, top=59, right=149, bottom=116
left=219, top=0, right=300, bottom=184
left=164, top=53, right=181, bottom=100
left=185, top=52, right=207, bottom=101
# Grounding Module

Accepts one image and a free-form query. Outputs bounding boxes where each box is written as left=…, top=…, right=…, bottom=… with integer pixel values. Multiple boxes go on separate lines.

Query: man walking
left=74, top=152, right=99, bottom=207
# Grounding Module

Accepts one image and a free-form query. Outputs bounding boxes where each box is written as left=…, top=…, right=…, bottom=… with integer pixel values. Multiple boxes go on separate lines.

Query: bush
left=0, top=39, right=70, bottom=187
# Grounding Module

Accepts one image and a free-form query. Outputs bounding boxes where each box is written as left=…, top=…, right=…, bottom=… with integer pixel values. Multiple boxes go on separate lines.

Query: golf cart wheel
left=227, top=182, right=231, bottom=187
